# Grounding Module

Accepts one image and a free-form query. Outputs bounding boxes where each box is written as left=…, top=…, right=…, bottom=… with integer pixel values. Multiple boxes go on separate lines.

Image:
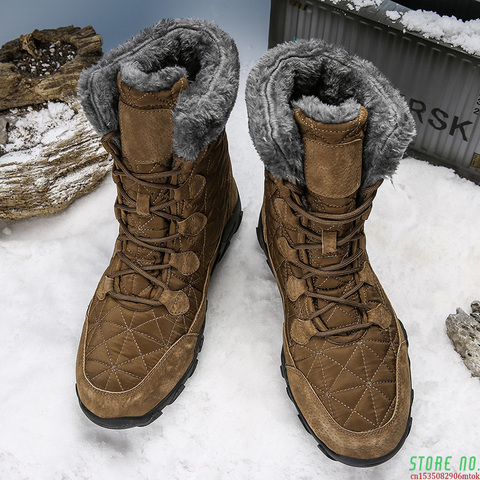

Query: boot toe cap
left=76, top=323, right=200, bottom=425
left=284, top=339, right=412, bottom=464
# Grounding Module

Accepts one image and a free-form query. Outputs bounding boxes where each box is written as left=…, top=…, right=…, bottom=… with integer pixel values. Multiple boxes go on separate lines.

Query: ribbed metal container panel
left=269, top=0, right=480, bottom=184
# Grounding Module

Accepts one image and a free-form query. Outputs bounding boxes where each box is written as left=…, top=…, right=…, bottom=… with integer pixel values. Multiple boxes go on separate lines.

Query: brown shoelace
left=102, top=134, right=187, bottom=307
left=284, top=179, right=383, bottom=337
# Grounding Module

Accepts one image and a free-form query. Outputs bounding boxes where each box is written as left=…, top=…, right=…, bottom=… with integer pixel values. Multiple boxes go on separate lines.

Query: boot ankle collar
left=245, top=39, right=416, bottom=188
left=78, top=18, right=239, bottom=162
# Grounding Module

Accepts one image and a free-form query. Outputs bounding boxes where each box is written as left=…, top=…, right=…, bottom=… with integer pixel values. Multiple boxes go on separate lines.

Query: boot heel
left=256, top=212, right=274, bottom=274
left=213, top=197, right=243, bottom=269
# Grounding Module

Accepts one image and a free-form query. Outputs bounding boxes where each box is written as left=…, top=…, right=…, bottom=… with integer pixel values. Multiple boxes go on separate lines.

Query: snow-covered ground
left=2, top=3, right=480, bottom=479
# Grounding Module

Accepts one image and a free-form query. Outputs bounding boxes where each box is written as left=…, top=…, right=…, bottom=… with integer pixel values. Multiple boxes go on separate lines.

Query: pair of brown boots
left=76, top=19, right=416, bottom=467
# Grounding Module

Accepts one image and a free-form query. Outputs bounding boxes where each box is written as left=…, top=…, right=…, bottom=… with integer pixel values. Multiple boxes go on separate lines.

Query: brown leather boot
left=75, top=19, right=241, bottom=428
left=246, top=40, right=416, bottom=466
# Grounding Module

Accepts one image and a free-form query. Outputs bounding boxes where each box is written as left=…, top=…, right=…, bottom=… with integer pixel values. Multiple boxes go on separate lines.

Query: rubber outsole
left=256, top=211, right=414, bottom=467
left=77, top=197, right=243, bottom=429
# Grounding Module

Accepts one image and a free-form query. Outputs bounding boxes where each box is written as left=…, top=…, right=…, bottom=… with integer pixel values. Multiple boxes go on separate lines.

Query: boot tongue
left=118, top=74, right=189, bottom=173
left=293, top=96, right=367, bottom=212
left=293, top=97, right=368, bottom=331
left=293, top=97, right=367, bottom=234
left=116, top=75, right=189, bottom=299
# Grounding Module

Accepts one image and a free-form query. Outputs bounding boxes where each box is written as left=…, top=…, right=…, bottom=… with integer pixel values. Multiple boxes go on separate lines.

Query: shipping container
left=269, top=0, right=480, bottom=184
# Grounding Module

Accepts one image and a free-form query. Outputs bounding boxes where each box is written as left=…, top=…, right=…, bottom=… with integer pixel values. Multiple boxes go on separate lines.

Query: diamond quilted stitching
left=289, top=320, right=399, bottom=432
left=310, top=331, right=397, bottom=430
left=85, top=296, right=191, bottom=391
left=264, top=181, right=401, bottom=433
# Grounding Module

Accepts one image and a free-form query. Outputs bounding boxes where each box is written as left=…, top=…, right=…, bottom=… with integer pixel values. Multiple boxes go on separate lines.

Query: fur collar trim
left=78, top=18, right=239, bottom=161
left=245, top=39, right=416, bottom=187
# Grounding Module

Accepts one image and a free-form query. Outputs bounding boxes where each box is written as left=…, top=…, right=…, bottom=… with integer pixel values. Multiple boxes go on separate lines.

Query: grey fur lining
left=120, top=63, right=188, bottom=92
left=245, top=39, right=416, bottom=187
left=292, top=96, right=361, bottom=124
left=78, top=18, right=239, bottom=161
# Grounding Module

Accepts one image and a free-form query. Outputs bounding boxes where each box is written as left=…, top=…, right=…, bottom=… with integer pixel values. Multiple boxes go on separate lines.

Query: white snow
left=387, top=9, right=480, bottom=56
left=330, top=0, right=382, bottom=9
left=386, top=10, right=401, bottom=22
left=1, top=31, right=480, bottom=480
left=1, top=101, right=77, bottom=156
left=332, top=0, right=480, bottom=56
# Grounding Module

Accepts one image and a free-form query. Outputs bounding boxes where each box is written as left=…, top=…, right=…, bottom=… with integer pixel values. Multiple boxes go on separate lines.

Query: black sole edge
left=76, top=197, right=243, bottom=429
left=257, top=210, right=414, bottom=467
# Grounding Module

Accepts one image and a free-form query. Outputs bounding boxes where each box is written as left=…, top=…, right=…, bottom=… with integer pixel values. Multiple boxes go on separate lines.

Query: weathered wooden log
left=0, top=25, right=103, bottom=109
left=0, top=26, right=110, bottom=221
left=0, top=101, right=111, bottom=221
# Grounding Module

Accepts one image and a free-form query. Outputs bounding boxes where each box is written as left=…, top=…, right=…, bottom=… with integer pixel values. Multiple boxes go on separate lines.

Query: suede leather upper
left=260, top=108, right=412, bottom=459
left=76, top=78, right=238, bottom=418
